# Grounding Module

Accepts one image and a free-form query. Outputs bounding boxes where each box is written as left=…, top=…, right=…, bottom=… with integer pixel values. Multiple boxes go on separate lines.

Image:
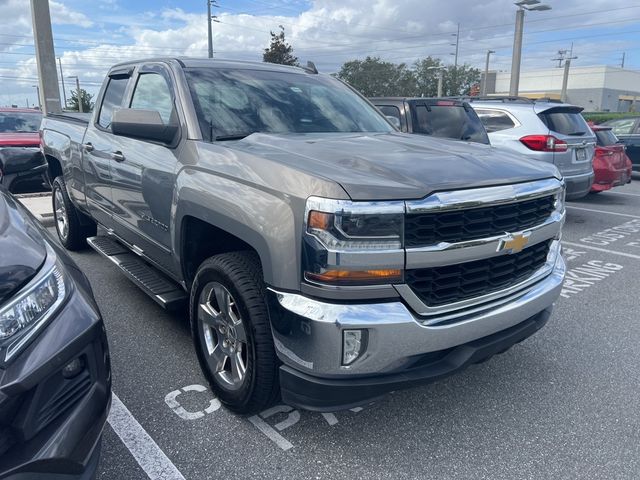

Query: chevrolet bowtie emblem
left=498, top=232, right=530, bottom=254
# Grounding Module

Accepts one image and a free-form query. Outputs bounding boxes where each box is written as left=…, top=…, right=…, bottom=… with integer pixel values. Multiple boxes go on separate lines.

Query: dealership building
left=484, top=65, right=640, bottom=112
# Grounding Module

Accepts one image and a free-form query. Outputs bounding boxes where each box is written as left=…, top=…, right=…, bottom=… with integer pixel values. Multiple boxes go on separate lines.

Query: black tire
left=51, top=176, right=97, bottom=250
left=190, top=251, right=279, bottom=414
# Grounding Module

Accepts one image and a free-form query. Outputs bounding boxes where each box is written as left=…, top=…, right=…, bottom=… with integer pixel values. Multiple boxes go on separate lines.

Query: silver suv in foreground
left=471, top=98, right=595, bottom=199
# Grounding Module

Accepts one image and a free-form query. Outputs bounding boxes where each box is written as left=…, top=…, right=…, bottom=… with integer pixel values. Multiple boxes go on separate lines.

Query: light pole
left=58, top=57, right=67, bottom=109
left=509, top=0, right=551, bottom=96
left=68, top=75, right=83, bottom=113
left=427, top=66, right=446, bottom=97
left=481, top=50, right=495, bottom=96
left=207, top=0, right=220, bottom=58
left=32, top=85, right=41, bottom=110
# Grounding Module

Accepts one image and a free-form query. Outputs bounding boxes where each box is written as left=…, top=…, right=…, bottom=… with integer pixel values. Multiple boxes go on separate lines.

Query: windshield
left=0, top=111, right=42, bottom=133
left=184, top=68, right=393, bottom=140
left=411, top=103, right=489, bottom=144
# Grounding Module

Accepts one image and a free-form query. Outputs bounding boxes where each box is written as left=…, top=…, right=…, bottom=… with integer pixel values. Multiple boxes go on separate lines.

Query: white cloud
left=1, top=0, right=639, bottom=106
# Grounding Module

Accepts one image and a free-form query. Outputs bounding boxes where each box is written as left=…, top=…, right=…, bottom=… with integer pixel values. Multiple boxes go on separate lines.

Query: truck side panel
left=41, top=120, right=90, bottom=212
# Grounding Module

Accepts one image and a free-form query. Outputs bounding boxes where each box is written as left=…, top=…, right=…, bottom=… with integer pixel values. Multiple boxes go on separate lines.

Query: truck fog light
left=342, top=329, right=367, bottom=366
left=62, top=356, right=85, bottom=379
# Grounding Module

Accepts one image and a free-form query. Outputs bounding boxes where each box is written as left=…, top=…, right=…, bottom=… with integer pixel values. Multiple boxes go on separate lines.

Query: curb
left=38, top=213, right=56, bottom=228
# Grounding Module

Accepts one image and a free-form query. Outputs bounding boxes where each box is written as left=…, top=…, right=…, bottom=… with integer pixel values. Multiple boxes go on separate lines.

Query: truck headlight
left=554, top=182, right=566, bottom=214
left=1, top=245, right=67, bottom=362
left=303, top=197, right=404, bottom=286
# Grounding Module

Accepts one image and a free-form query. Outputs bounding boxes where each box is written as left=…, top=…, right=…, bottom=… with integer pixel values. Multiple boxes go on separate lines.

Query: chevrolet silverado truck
left=41, top=58, right=567, bottom=414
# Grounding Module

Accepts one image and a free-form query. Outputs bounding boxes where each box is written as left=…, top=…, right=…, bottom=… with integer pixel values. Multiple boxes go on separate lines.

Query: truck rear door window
left=413, top=104, right=489, bottom=144
left=98, top=77, right=129, bottom=129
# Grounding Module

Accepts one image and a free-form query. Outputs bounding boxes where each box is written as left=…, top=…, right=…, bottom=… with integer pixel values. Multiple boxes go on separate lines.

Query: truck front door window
left=97, top=77, right=129, bottom=129
left=130, top=73, right=175, bottom=125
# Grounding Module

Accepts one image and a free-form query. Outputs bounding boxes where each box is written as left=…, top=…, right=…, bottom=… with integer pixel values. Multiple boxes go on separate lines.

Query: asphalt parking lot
left=48, top=179, right=640, bottom=480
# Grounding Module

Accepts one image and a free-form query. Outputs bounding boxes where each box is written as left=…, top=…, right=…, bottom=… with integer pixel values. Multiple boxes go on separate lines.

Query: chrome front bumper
left=269, top=247, right=565, bottom=377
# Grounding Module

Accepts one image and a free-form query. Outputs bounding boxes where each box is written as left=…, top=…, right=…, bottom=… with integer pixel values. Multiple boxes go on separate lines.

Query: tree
left=442, top=64, right=482, bottom=96
left=413, top=57, right=444, bottom=97
left=336, top=56, right=482, bottom=98
left=263, top=26, right=298, bottom=66
left=68, top=88, right=94, bottom=112
left=336, top=56, right=417, bottom=97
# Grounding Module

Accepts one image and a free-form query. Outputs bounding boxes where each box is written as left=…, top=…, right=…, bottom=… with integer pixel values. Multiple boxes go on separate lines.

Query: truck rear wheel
left=52, top=176, right=97, bottom=251
left=190, top=252, right=279, bottom=414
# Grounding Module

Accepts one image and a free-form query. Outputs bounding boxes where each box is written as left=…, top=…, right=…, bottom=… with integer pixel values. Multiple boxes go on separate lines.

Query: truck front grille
left=404, top=195, right=556, bottom=247
left=406, top=240, right=551, bottom=307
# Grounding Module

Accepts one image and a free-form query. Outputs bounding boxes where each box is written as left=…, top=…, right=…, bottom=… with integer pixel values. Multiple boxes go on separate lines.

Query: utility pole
left=481, top=50, right=495, bottom=96
left=451, top=23, right=460, bottom=70
left=30, top=0, right=61, bottom=114
left=207, top=1, right=219, bottom=58
left=437, top=69, right=444, bottom=97
left=68, top=75, right=83, bottom=112
left=32, top=85, right=41, bottom=110
left=621, top=52, right=626, bottom=69
left=560, top=55, right=577, bottom=103
left=509, top=1, right=551, bottom=97
left=58, top=57, right=67, bottom=109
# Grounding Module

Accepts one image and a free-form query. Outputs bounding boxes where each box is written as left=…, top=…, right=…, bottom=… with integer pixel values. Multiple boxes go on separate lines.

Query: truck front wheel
left=190, top=252, right=279, bottom=414
left=51, top=176, right=96, bottom=251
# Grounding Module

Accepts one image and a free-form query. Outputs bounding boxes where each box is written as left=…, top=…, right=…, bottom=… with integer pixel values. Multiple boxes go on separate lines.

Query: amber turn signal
left=305, top=269, right=402, bottom=285
left=307, top=211, right=334, bottom=231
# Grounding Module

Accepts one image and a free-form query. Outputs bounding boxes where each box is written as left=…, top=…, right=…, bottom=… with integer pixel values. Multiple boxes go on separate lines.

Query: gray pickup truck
left=41, top=58, right=566, bottom=413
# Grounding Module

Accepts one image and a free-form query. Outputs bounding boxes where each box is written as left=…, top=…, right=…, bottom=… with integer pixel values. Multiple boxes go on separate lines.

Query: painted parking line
left=566, top=206, right=640, bottom=219
left=108, top=393, right=186, bottom=480
left=562, top=241, right=640, bottom=261
left=600, top=191, right=640, bottom=198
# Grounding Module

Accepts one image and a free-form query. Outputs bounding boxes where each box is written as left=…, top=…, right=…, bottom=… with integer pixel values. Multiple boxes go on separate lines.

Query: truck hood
left=0, top=132, right=40, bottom=148
left=0, top=189, right=46, bottom=305
left=224, top=132, right=561, bottom=200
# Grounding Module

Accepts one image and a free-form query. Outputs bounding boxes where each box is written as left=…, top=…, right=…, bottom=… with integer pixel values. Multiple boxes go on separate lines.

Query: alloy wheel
left=198, top=282, right=248, bottom=391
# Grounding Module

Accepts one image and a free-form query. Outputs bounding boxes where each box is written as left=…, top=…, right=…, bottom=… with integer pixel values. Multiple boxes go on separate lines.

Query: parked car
left=0, top=108, right=49, bottom=193
left=42, top=58, right=566, bottom=414
left=601, top=116, right=640, bottom=172
left=471, top=98, right=595, bottom=199
left=588, top=124, right=632, bottom=193
left=0, top=186, right=111, bottom=478
left=370, top=97, right=490, bottom=144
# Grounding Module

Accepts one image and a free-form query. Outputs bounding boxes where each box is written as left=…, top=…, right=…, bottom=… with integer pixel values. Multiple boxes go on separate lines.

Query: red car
left=0, top=108, right=49, bottom=193
left=589, top=124, right=633, bottom=193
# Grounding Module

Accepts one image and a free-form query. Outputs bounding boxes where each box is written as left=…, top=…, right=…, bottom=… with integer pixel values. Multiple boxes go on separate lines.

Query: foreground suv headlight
left=1, top=245, right=67, bottom=362
left=303, top=197, right=404, bottom=286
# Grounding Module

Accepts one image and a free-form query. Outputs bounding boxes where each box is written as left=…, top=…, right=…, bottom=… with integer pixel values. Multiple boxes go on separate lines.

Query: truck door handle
left=111, top=151, right=125, bottom=162
left=82, top=142, right=94, bottom=152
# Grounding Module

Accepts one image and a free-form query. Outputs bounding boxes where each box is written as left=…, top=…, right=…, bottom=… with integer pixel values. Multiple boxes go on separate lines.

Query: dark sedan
left=602, top=116, right=640, bottom=172
left=0, top=187, right=111, bottom=479
left=0, top=109, right=49, bottom=193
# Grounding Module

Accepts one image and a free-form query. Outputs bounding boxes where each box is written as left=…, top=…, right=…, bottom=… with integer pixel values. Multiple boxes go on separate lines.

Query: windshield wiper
left=215, top=132, right=256, bottom=141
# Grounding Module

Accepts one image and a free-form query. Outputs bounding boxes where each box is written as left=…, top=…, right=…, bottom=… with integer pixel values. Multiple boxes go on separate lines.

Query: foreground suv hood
left=0, top=189, right=46, bottom=305
left=227, top=132, right=561, bottom=200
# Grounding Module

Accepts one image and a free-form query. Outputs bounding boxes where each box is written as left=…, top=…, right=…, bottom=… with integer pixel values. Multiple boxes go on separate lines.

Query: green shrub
left=582, top=112, right=640, bottom=124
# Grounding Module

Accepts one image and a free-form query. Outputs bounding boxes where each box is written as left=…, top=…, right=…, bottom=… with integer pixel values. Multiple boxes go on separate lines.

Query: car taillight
left=520, top=135, right=568, bottom=152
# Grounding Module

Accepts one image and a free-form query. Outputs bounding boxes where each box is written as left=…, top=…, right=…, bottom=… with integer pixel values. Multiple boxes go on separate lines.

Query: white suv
left=471, top=98, right=595, bottom=200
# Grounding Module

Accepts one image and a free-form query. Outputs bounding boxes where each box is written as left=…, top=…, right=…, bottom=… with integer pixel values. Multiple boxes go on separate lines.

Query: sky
left=1, top=0, right=640, bottom=107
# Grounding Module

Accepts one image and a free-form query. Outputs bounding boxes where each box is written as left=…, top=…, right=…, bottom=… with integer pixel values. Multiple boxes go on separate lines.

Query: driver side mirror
left=111, top=108, right=178, bottom=144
